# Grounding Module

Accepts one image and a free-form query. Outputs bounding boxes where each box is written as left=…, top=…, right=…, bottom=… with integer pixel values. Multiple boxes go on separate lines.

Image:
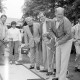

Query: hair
left=1, top=15, right=7, bottom=18
left=25, top=17, right=33, bottom=22
left=23, top=21, right=27, bottom=26
left=55, top=7, right=64, bottom=14
left=11, top=21, right=17, bottom=26
left=38, top=12, right=45, bottom=18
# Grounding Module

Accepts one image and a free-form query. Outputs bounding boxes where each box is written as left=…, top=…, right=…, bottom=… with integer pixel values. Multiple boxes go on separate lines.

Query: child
left=7, top=21, right=21, bottom=64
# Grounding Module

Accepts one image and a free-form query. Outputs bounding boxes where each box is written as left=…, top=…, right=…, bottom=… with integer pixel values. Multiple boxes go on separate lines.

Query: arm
left=58, top=17, right=72, bottom=45
left=18, top=29, right=22, bottom=45
left=4, top=26, right=9, bottom=42
left=38, top=23, right=41, bottom=41
left=23, top=26, right=29, bottom=46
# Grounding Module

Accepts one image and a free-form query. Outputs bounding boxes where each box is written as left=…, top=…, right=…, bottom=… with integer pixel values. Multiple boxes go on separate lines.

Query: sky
left=3, top=0, right=24, bottom=19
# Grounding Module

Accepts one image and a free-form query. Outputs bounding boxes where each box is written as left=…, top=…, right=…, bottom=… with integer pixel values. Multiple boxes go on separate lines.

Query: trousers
left=9, top=41, right=19, bottom=62
left=56, top=39, right=72, bottom=80
left=30, top=43, right=40, bottom=67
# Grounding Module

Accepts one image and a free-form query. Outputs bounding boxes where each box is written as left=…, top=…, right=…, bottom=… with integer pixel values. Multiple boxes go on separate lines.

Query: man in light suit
left=38, top=12, right=56, bottom=75
left=49, top=7, right=72, bottom=80
left=23, top=17, right=41, bottom=70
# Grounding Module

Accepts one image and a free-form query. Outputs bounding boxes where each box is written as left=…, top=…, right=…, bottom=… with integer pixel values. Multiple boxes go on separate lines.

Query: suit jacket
left=23, top=22, right=40, bottom=48
left=48, top=17, right=72, bottom=45
left=40, top=19, right=52, bottom=41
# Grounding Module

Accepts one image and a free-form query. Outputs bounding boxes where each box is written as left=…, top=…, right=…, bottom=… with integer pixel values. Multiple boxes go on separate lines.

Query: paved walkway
left=19, top=53, right=80, bottom=80
left=0, top=51, right=80, bottom=80
left=0, top=61, right=42, bottom=80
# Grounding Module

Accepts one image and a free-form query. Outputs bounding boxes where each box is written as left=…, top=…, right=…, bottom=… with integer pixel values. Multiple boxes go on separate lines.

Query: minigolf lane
left=0, top=64, right=41, bottom=80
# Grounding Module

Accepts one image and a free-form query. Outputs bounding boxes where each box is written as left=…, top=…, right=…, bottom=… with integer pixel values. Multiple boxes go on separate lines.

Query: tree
left=22, top=0, right=80, bottom=22
left=22, top=0, right=56, bottom=19
left=0, top=0, right=5, bottom=13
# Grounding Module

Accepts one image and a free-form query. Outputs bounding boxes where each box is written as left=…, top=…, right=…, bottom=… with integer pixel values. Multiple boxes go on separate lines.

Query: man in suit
left=23, top=17, right=41, bottom=70
left=38, top=12, right=56, bottom=75
left=0, top=15, right=8, bottom=65
left=49, top=7, right=72, bottom=80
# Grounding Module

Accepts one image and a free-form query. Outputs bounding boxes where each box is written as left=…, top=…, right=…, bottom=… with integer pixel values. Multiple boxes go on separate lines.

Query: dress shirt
left=7, top=28, right=21, bottom=41
left=56, top=21, right=60, bottom=29
left=42, top=21, right=47, bottom=34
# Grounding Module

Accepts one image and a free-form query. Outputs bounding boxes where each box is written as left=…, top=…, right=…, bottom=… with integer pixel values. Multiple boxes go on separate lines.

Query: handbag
left=21, top=45, right=30, bottom=55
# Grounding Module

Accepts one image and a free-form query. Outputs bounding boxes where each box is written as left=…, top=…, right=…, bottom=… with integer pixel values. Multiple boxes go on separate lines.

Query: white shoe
left=15, top=61, right=19, bottom=65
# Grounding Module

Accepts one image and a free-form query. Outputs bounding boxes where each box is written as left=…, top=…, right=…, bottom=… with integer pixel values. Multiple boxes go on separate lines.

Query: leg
left=35, top=43, right=40, bottom=68
left=47, top=47, right=53, bottom=72
left=14, top=41, right=19, bottom=62
left=59, top=40, right=72, bottom=80
left=30, top=47, right=35, bottom=67
left=42, top=41, right=47, bottom=70
left=38, top=41, right=43, bottom=66
left=56, top=45, right=61, bottom=78
left=46, top=47, right=54, bottom=75
left=9, top=41, right=14, bottom=62
left=0, top=45, right=5, bottom=64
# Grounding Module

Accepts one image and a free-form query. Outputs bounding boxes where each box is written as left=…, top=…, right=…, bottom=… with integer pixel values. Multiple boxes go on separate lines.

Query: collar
left=11, top=27, right=16, bottom=29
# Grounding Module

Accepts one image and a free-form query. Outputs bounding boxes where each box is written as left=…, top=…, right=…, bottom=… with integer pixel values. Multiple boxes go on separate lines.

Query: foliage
left=22, top=0, right=80, bottom=21
left=0, top=0, right=5, bottom=13
left=22, top=0, right=56, bottom=19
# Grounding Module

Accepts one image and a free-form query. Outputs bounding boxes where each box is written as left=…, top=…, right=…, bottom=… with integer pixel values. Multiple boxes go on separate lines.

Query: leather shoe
left=54, top=69, right=56, bottom=73
left=36, top=67, right=40, bottom=70
left=29, top=66, right=34, bottom=69
left=40, top=69, right=48, bottom=72
left=52, top=78, right=58, bottom=80
left=75, top=67, right=79, bottom=72
left=46, top=72, right=53, bottom=76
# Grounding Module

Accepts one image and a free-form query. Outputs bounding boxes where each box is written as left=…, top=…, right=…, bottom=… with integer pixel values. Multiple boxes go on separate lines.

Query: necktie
left=29, top=25, right=33, bottom=35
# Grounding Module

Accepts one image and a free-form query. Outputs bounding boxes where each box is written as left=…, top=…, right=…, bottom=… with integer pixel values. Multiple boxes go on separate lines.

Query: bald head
left=55, top=7, right=64, bottom=20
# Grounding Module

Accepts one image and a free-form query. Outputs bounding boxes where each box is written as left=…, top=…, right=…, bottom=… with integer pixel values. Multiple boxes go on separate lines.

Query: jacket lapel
left=27, top=25, right=33, bottom=38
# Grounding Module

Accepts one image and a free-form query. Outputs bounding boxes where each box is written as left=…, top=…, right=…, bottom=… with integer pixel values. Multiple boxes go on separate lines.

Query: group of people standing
left=0, top=6, right=80, bottom=80
left=23, top=7, right=73, bottom=80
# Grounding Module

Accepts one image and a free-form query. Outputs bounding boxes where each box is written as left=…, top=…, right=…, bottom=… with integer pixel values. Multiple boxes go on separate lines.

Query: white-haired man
left=23, top=17, right=41, bottom=70
left=49, top=7, right=72, bottom=80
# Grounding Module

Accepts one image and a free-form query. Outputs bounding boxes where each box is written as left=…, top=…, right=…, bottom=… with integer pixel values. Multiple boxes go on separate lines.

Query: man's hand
left=25, top=44, right=29, bottom=48
left=3, top=38, right=9, bottom=43
left=34, top=38, right=40, bottom=44
left=54, top=42, right=58, bottom=47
